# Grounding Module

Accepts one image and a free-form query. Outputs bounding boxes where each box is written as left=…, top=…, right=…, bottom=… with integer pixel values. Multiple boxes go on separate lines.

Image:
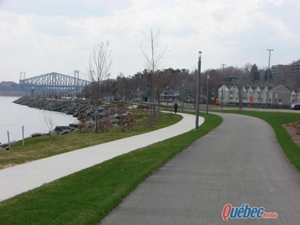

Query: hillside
left=0, top=81, right=26, bottom=96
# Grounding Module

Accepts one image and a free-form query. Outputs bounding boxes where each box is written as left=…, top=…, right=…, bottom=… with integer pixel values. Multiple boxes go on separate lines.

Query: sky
left=0, top=0, right=299, bottom=82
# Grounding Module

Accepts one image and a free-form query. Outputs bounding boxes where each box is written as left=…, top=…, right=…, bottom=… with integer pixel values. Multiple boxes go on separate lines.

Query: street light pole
left=195, top=51, right=202, bottom=130
left=182, top=84, right=185, bottom=113
left=266, top=49, right=274, bottom=109
left=206, top=74, right=209, bottom=117
left=221, top=64, right=226, bottom=110
left=166, top=86, right=169, bottom=108
left=137, top=86, right=140, bottom=105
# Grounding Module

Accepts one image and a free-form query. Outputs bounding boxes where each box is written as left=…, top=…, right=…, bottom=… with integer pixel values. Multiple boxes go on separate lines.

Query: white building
left=218, top=85, right=229, bottom=104
left=217, top=84, right=296, bottom=106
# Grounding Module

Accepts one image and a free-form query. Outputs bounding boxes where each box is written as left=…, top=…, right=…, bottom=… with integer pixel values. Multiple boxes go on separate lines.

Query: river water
left=0, top=96, right=78, bottom=144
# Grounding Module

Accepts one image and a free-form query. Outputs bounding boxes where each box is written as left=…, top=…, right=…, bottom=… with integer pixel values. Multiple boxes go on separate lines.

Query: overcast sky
left=0, top=0, right=299, bottom=82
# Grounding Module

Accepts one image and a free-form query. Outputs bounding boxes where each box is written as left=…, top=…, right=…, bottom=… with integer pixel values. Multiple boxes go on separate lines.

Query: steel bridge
left=19, top=71, right=90, bottom=93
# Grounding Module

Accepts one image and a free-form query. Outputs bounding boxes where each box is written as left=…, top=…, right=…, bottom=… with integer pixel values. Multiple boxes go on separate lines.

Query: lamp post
left=137, top=87, right=140, bottom=105
left=266, top=49, right=274, bottom=108
left=166, top=86, right=169, bottom=108
left=206, top=74, right=209, bottom=117
left=195, top=51, right=202, bottom=130
left=182, top=83, right=185, bottom=112
left=221, top=64, right=226, bottom=110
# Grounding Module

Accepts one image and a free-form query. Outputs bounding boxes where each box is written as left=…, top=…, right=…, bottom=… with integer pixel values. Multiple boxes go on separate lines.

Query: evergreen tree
left=264, top=68, right=272, bottom=81
left=251, top=64, right=260, bottom=80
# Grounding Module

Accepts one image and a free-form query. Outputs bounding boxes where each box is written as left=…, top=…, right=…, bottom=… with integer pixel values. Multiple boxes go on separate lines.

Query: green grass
left=223, top=110, right=300, bottom=172
left=0, top=112, right=181, bottom=170
left=0, top=113, right=222, bottom=225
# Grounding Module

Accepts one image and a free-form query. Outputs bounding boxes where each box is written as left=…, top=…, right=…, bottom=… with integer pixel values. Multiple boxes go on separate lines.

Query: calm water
left=0, top=96, right=78, bottom=143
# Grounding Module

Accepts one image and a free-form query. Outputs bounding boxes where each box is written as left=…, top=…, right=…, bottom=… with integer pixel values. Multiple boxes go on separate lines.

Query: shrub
left=120, top=114, right=136, bottom=132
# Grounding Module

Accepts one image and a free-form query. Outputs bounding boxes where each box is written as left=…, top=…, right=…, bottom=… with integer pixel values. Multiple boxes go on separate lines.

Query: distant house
left=291, top=89, right=300, bottom=104
left=246, top=86, right=254, bottom=103
left=217, top=84, right=294, bottom=106
left=296, top=90, right=300, bottom=103
left=228, top=85, right=239, bottom=104
left=241, top=86, right=247, bottom=102
left=160, top=88, right=193, bottom=102
left=218, top=85, right=229, bottom=104
left=269, top=85, right=290, bottom=106
left=291, top=90, right=296, bottom=103
left=226, top=77, right=238, bottom=82
left=160, top=89, right=174, bottom=102
left=260, top=86, right=269, bottom=104
left=253, top=86, right=262, bottom=104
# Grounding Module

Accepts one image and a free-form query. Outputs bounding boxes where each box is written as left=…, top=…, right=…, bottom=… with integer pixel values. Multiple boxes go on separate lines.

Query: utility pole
left=221, top=64, right=226, bottom=110
left=195, top=51, right=202, bottom=130
left=266, top=49, right=274, bottom=108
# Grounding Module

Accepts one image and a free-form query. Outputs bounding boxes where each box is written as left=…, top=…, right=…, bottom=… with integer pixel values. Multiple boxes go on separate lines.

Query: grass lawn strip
left=223, top=110, right=300, bottom=173
left=0, top=112, right=181, bottom=170
left=0, top=113, right=222, bottom=225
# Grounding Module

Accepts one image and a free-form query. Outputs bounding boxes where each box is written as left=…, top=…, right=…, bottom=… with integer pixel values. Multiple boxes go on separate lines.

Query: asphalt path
left=100, top=113, right=300, bottom=225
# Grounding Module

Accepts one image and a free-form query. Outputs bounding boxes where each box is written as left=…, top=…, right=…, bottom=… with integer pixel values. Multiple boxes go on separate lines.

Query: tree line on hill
left=0, top=81, right=27, bottom=96
left=82, top=59, right=300, bottom=102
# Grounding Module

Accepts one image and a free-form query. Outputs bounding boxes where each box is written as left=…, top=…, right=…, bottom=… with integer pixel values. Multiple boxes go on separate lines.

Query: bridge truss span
left=19, top=71, right=90, bottom=93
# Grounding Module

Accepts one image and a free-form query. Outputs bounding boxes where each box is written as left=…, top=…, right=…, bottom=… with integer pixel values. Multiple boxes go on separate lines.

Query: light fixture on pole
left=195, top=51, right=202, bottom=130
left=206, top=74, right=209, bottom=117
left=266, top=49, right=274, bottom=109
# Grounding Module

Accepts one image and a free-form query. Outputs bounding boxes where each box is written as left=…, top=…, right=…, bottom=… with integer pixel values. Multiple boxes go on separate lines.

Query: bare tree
left=88, top=40, right=112, bottom=132
left=140, top=29, right=167, bottom=124
left=141, top=29, right=167, bottom=72
left=88, top=41, right=112, bottom=105
left=44, top=114, right=54, bottom=131
left=236, top=69, right=246, bottom=112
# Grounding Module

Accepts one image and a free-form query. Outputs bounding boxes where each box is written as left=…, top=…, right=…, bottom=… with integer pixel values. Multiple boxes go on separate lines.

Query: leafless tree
left=141, top=29, right=167, bottom=73
left=140, top=29, right=168, bottom=124
left=44, top=114, right=54, bottom=131
left=235, top=69, right=245, bottom=112
left=87, top=40, right=112, bottom=132
left=88, top=41, right=112, bottom=105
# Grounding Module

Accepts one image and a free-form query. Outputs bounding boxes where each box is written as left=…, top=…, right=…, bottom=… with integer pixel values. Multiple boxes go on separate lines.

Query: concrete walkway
left=0, top=112, right=204, bottom=202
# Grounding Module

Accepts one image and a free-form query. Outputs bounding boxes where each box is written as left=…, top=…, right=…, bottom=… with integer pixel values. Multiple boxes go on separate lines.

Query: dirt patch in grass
left=283, top=121, right=300, bottom=147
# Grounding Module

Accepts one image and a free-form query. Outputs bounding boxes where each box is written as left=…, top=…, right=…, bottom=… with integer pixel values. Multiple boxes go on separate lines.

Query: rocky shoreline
left=13, top=97, right=98, bottom=120
left=0, top=97, right=131, bottom=151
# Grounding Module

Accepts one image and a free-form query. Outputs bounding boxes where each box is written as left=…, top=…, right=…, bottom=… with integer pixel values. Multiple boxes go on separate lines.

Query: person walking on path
left=174, top=102, right=178, bottom=113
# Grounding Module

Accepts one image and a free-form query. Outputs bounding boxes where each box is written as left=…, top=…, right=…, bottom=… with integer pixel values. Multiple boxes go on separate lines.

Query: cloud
left=0, top=0, right=299, bottom=82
